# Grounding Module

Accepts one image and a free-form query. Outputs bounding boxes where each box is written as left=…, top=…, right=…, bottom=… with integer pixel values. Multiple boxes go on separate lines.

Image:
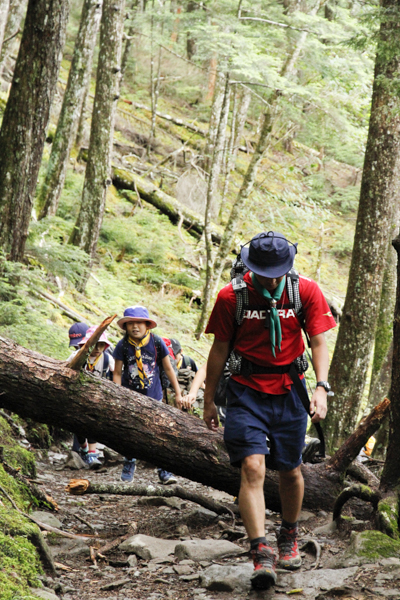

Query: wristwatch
left=316, top=381, right=331, bottom=393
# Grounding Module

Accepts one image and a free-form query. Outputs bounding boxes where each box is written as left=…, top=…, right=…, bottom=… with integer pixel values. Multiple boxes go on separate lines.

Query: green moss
left=0, top=424, right=42, bottom=599
left=0, top=418, right=36, bottom=478
left=0, top=532, right=42, bottom=600
left=377, top=496, right=399, bottom=539
left=352, top=530, right=400, bottom=559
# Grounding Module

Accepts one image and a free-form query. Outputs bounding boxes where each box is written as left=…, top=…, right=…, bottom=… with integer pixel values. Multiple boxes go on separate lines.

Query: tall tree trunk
left=69, top=0, right=125, bottom=260
left=206, top=55, right=218, bottom=103
left=204, top=71, right=226, bottom=173
left=170, top=4, right=181, bottom=43
left=381, top=233, right=400, bottom=490
left=195, top=75, right=231, bottom=339
left=74, top=77, right=90, bottom=150
left=121, top=3, right=138, bottom=81
left=220, top=85, right=251, bottom=215
left=0, top=0, right=27, bottom=79
left=195, top=1, right=325, bottom=334
left=0, top=0, right=69, bottom=262
left=186, top=0, right=196, bottom=59
left=0, top=0, right=10, bottom=58
left=325, top=1, right=400, bottom=451
left=367, top=223, right=399, bottom=411
left=37, top=0, right=103, bottom=220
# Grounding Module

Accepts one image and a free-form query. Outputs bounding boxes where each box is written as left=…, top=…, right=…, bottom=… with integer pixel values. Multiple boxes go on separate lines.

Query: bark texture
left=0, top=0, right=69, bottom=261
left=325, top=2, right=400, bottom=450
left=381, top=234, right=400, bottom=490
left=37, top=0, right=103, bottom=220
left=0, top=336, right=344, bottom=512
left=70, top=0, right=125, bottom=258
left=367, top=208, right=399, bottom=411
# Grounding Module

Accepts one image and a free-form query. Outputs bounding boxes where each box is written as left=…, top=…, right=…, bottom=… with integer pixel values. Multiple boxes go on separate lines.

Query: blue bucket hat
left=241, top=231, right=297, bottom=278
left=117, top=306, right=157, bottom=330
left=68, top=322, right=89, bottom=347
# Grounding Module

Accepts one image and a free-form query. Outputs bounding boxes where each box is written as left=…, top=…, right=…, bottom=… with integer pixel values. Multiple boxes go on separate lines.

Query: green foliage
left=26, top=218, right=89, bottom=287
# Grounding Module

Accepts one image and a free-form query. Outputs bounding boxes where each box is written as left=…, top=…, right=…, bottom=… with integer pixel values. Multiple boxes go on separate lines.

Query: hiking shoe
left=277, top=525, right=302, bottom=570
left=82, top=452, right=102, bottom=470
left=158, top=469, right=177, bottom=485
left=121, top=459, right=136, bottom=482
left=250, top=543, right=277, bottom=590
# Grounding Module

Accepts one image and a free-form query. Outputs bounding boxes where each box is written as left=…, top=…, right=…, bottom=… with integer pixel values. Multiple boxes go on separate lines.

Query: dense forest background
left=3, top=1, right=400, bottom=598
left=0, top=0, right=372, bottom=366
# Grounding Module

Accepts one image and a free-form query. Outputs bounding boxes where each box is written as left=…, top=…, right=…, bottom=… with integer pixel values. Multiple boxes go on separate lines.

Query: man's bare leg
left=239, top=454, right=266, bottom=539
left=239, top=454, right=277, bottom=590
left=277, top=465, right=304, bottom=570
left=279, top=465, right=304, bottom=522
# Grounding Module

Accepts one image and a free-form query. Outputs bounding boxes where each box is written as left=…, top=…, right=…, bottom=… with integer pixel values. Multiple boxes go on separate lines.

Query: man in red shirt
left=204, top=231, right=336, bottom=590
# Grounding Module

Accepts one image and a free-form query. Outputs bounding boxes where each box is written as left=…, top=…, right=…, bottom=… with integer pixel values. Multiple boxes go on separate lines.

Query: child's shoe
left=121, top=459, right=136, bottom=483
left=250, top=543, right=277, bottom=589
left=158, top=469, right=177, bottom=485
left=82, top=451, right=102, bottom=470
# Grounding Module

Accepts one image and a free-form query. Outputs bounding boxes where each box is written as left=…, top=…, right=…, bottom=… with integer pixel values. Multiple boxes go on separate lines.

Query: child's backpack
left=84, top=351, right=112, bottom=380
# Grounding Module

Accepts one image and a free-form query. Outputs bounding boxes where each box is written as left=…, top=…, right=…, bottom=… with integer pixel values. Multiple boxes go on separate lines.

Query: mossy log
left=112, top=166, right=232, bottom=247
left=0, top=336, right=346, bottom=512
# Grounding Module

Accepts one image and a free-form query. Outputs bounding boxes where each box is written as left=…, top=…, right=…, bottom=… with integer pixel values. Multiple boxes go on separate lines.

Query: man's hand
left=175, top=391, right=183, bottom=410
left=203, top=401, right=219, bottom=431
left=309, top=387, right=327, bottom=423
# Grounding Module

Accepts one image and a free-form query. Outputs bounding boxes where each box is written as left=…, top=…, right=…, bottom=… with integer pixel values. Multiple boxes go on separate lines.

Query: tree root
left=66, top=479, right=238, bottom=524
left=332, top=484, right=382, bottom=521
left=28, top=530, right=57, bottom=574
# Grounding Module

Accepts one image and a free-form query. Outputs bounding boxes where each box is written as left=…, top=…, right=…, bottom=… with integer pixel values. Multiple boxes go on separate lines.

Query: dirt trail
left=33, top=448, right=394, bottom=600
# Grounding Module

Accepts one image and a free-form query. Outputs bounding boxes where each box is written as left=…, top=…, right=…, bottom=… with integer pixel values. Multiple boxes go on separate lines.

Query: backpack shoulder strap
left=122, top=335, right=130, bottom=371
left=152, top=334, right=164, bottom=368
left=286, top=269, right=310, bottom=347
left=102, top=351, right=109, bottom=376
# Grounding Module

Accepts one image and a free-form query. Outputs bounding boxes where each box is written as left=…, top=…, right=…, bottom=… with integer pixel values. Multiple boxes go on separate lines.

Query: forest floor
left=30, top=444, right=398, bottom=600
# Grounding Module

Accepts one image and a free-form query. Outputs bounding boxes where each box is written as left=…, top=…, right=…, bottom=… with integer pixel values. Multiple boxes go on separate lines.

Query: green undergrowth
left=0, top=418, right=43, bottom=599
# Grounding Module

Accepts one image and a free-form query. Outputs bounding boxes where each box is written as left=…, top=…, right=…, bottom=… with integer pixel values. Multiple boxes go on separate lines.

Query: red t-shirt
left=205, top=271, right=336, bottom=394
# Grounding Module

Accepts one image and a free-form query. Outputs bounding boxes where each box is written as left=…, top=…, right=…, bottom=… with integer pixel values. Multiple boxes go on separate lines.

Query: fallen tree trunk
left=112, top=167, right=238, bottom=249
left=0, top=336, right=345, bottom=512
left=327, top=397, right=390, bottom=472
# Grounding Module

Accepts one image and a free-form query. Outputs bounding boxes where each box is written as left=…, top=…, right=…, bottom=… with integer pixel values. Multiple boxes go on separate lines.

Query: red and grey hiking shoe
left=277, top=525, right=302, bottom=570
left=250, top=543, right=277, bottom=590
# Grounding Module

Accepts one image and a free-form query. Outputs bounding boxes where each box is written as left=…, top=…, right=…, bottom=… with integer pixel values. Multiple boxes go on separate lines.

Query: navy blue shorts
left=224, top=378, right=308, bottom=471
